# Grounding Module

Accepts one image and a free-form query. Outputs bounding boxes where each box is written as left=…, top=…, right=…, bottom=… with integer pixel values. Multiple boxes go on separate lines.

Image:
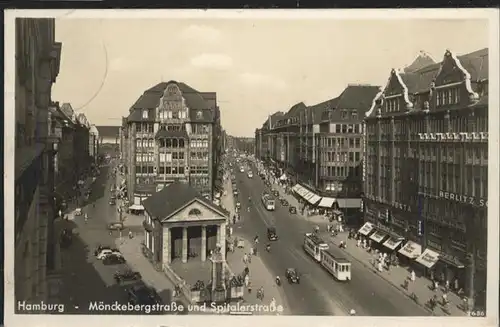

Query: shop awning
left=370, top=230, right=388, bottom=243
left=358, top=222, right=374, bottom=236
left=336, top=198, right=362, bottom=209
left=382, top=237, right=404, bottom=251
left=129, top=204, right=145, bottom=211
left=307, top=194, right=322, bottom=205
left=318, top=197, right=336, bottom=208
left=398, top=241, right=422, bottom=259
left=292, top=184, right=302, bottom=193
left=298, top=188, right=311, bottom=199
left=415, top=248, right=440, bottom=268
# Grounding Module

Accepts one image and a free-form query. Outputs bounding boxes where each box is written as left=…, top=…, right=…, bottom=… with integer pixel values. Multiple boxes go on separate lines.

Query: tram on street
left=320, top=249, right=351, bottom=281
left=261, top=193, right=276, bottom=211
left=303, top=232, right=329, bottom=262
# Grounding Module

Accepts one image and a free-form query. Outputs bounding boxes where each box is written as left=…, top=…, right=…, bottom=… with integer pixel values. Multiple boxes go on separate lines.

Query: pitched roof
left=189, top=108, right=214, bottom=122
left=307, top=97, right=340, bottom=123
left=285, top=102, right=307, bottom=118
left=404, top=51, right=436, bottom=73
left=398, top=48, right=488, bottom=95
left=142, top=182, right=227, bottom=220
left=327, top=85, right=380, bottom=121
left=127, top=81, right=215, bottom=122
left=96, top=125, right=120, bottom=138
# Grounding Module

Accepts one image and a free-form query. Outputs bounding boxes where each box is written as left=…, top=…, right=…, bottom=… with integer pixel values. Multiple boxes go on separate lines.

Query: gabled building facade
left=364, top=48, right=488, bottom=309
left=122, top=81, right=221, bottom=209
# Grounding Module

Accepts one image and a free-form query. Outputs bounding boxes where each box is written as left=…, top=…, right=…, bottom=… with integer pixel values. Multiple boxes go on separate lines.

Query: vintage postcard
left=4, top=8, right=499, bottom=327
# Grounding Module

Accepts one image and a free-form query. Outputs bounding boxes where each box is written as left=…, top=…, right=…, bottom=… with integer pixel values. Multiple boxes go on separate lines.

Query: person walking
left=244, top=274, right=250, bottom=287
left=410, top=270, right=416, bottom=282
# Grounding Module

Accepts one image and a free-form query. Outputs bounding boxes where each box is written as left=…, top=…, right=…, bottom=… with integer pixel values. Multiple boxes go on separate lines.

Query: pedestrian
left=244, top=274, right=249, bottom=287
left=433, top=280, right=439, bottom=291
left=441, top=292, right=448, bottom=305
left=410, top=270, right=416, bottom=282
left=243, top=253, right=248, bottom=264
left=247, top=282, right=252, bottom=294
left=454, top=278, right=459, bottom=292
left=445, top=279, right=450, bottom=292
left=362, top=239, right=367, bottom=248
left=357, top=239, right=361, bottom=247
left=377, top=261, right=383, bottom=272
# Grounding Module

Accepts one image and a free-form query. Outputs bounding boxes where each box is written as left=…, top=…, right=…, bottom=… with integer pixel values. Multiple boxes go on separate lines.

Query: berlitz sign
left=439, top=191, right=487, bottom=207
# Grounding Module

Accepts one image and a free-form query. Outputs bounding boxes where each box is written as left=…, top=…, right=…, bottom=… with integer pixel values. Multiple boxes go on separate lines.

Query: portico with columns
left=141, top=182, right=228, bottom=267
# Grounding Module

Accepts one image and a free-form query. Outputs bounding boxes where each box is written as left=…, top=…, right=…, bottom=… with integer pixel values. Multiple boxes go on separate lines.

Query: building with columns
left=15, top=18, right=61, bottom=304
left=363, top=48, right=488, bottom=310
left=141, top=182, right=228, bottom=266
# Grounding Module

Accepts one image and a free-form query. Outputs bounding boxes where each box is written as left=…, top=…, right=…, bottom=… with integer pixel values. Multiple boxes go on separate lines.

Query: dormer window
left=436, top=87, right=460, bottom=107
left=386, top=99, right=399, bottom=112
left=196, top=111, right=203, bottom=119
left=351, top=111, right=358, bottom=120
left=340, top=110, right=348, bottom=120
left=142, top=110, right=148, bottom=119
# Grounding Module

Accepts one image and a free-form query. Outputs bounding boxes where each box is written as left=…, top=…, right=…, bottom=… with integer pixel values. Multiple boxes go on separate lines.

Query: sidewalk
left=225, top=235, right=290, bottom=315
left=324, top=231, right=467, bottom=316
left=115, top=235, right=190, bottom=306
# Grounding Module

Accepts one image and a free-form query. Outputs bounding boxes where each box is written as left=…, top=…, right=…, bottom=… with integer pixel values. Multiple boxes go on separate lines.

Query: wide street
left=56, top=161, right=148, bottom=314
left=230, top=159, right=430, bottom=316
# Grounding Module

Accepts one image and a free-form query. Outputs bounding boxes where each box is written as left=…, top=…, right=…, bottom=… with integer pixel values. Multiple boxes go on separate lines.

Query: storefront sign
left=366, top=208, right=378, bottom=217
left=451, top=239, right=466, bottom=252
left=438, top=191, right=487, bottom=207
left=392, top=202, right=411, bottom=212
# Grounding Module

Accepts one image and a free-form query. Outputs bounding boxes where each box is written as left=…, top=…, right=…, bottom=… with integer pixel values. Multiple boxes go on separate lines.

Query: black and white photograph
left=4, top=8, right=499, bottom=327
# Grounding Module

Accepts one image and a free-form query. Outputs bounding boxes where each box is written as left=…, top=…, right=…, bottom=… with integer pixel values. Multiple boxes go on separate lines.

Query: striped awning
left=318, top=197, right=336, bottom=208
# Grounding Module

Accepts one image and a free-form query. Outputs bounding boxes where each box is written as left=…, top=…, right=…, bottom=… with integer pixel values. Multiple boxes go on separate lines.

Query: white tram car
left=303, top=233, right=329, bottom=262
left=320, top=249, right=351, bottom=281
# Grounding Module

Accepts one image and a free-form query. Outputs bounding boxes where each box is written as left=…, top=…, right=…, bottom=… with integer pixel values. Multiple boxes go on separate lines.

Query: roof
left=307, top=97, right=340, bottom=124
left=142, top=182, right=227, bottom=220
left=398, top=48, right=488, bottom=95
left=189, top=108, right=214, bottom=122
left=60, top=103, right=75, bottom=121
left=127, top=81, right=215, bottom=122
left=404, top=51, right=436, bottom=73
left=328, top=84, right=380, bottom=120
left=96, top=125, right=120, bottom=138
left=155, top=129, right=188, bottom=139
left=285, top=102, right=307, bottom=118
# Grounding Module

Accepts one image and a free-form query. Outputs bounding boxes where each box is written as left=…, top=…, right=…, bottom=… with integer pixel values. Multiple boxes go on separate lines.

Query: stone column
left=201, top=226, right=207, bottom=262
left=219, top=223, right=226, bottom=262
left=182, top=227, right=188, bottom=263
left=162, top=227, right=171, bottom=265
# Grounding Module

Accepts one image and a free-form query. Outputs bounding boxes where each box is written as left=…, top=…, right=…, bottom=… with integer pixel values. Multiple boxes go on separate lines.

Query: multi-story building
left=122, top=81, right=221, bottom=209
left=364, top=48, right=488, bottom=309
left=89, top=124, right=100, bottom=165
left=15, top=18, right=61, bottom=304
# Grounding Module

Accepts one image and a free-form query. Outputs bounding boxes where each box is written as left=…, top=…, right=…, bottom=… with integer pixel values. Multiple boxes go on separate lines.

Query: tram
left=320, top=249, right=351, bottom=281
left=303, top=233, right=329, bottom=262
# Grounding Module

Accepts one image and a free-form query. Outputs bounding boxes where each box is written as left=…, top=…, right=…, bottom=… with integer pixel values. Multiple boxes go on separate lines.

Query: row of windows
left=192, top=124, right=210, bottom=134
left=159, top=138, right=186, bottom=148
left=436, top=87, right=460, bottom=107
left=158, top=166, right=186, bottom=175
left=191, top=177, right=210, bottom=186
left=191, top=151, right=209, bottom=160
left=136, top=153, right=155, bottom=162
left=323, top=181, right=343, bottom=192
left=191, top=140, right=209, bottom=148
left=159, top=110, right=188, bottom=120
left=322, top=137, right=362, bottom=148
left=190, top=166, right=209, bottom=175
left=321, top=165, right=361, bottom=178
left=136, top=138, right=155, bottom=148
left=340, top=110, right=358, bottom=120
left=366, top=111, right=487, bottom=135
left=161, top=124, right=185, bottom=132
left=322, top=151, right=361, bottom=162
left=136, top=166, right=155, bottom=174
left=333, top=123, right=363, bottom=134
left=159, top=152, right=185, bottom=161
left=386, top=98, right=400, bottom=113
left=135, top=123, right=154, bottom=133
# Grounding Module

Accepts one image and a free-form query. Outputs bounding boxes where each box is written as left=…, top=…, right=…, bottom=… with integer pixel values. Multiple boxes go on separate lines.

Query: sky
left=51, top=16, right=490, bottom=137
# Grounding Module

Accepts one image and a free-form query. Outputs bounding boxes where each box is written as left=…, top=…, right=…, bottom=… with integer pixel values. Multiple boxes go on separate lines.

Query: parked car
left=97, top=249, right=123, bottom=260
left=94, top=245, right=119, bottom=257
left=114, top=269, right=142, bottom=283
left=128, top=285, right=162, bottom=306
left=286, top=268, right=300, bottom=284
left=267, top=227, right=278, bottom=241
left=280, top=199, right=289, bottom=206
left=102, top=254, right=126, bottom=265
left=107, top=222, right=125, bottom=230
left=289, top=206, right=297, bottom=214
left=272, top=190, right=279, bottom=197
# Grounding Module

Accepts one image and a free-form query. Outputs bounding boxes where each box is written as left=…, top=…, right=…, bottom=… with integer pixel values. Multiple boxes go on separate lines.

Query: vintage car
left=114, top=269, right=142, bottom=283
left=289, top=206, right=297, bottom=214
left=286, top=268, right=300, bottom=284
left=107, top=222, right=125, bottom=230
left=267, top=227, right=278, bottom=241
left=102, top=254, right=126, bottom=265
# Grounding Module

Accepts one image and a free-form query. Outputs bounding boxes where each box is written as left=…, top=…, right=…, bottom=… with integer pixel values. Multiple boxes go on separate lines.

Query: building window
left=159, top=167, right=165, bottom=174
left=351, top=111, right=358, bottom=120
left=197, top=111, right=203, bottom=119
left=142, top=110, right=148, bottom=119
left=335, top=125, right=341, bottom=133
left=341, top=111, right=348, bottom=120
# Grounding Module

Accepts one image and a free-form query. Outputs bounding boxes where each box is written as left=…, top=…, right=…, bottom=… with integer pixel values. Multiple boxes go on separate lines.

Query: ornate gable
left=162, top=199, right=226, bottom=223
left=384, top=70, right=406, bottom=97
left=434, top=50, right=479, bottom=100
